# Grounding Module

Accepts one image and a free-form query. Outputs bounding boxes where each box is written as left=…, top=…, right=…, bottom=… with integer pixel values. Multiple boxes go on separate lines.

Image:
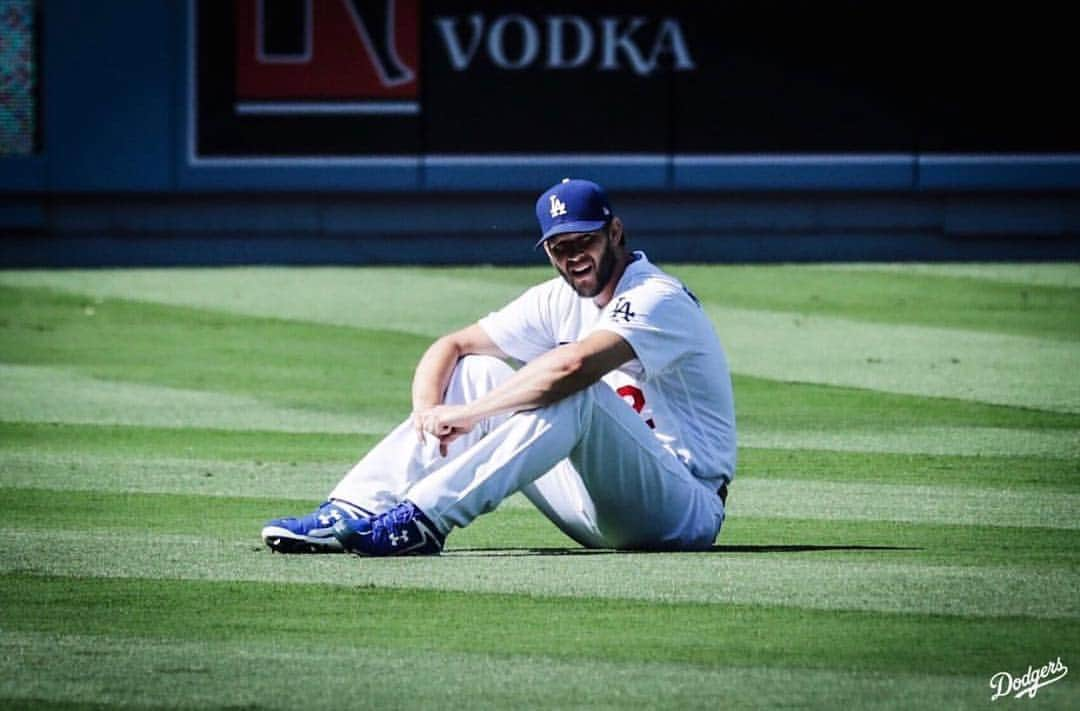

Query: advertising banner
left=194, top=1, right=1078, bottom=159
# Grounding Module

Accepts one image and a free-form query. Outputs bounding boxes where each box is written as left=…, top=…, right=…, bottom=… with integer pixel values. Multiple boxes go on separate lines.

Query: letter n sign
left=234, top=0, right=420, bottom=115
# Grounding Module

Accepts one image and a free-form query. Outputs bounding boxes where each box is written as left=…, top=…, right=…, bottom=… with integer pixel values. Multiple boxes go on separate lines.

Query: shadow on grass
left=448, top=544, right=920, bottom=557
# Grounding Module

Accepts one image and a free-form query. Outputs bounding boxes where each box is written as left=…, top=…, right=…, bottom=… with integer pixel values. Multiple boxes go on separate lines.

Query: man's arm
left=411, top=323, right=507, bottom=413
left=416, top=329, right=635, bottom=452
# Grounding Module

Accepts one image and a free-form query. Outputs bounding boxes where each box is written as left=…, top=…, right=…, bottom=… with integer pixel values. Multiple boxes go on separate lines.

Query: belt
left=717, top=483, right=728, bottom=505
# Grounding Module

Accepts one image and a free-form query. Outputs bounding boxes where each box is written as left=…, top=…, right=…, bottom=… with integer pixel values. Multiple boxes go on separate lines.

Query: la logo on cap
left=549, top=194, right=567, bottom=218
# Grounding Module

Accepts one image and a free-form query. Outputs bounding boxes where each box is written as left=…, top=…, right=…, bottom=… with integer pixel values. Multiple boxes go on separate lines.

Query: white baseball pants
left=330, top=356, right=725, bottom=550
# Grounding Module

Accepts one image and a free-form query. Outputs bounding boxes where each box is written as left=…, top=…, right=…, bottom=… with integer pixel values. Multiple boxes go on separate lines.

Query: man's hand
left=409, top=325, right=508, bottom=458
left=414, top=404, right=480, bottom=457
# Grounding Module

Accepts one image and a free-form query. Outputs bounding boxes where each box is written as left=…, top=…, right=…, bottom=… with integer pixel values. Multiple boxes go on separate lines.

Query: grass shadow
left=448, top=544, right=920, bottom=557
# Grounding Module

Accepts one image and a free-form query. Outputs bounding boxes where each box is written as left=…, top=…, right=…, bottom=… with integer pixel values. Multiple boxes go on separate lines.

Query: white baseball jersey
left=478, top=251, right=736, bottom=484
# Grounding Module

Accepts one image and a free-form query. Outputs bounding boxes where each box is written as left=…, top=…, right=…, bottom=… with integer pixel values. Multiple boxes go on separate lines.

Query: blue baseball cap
left=534, top=178, right=613, bottom=247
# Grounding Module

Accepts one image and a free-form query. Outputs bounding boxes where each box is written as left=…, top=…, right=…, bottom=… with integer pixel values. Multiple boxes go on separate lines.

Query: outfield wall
left=2, top=0, right=1079, bottom=265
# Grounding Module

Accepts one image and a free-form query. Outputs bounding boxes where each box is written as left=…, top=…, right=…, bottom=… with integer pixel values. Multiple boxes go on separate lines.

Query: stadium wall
left=1, top=0, right=1079, bottom=266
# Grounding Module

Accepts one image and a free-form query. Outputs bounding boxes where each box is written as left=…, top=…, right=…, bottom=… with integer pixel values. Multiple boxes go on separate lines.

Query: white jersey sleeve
left=593, top=277, right=700, bottom=378
left=477, top=279, right=562, bottom=364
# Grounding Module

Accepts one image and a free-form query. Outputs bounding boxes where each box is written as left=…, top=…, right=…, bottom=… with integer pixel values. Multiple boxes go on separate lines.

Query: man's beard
left=558, top=240, right=617, bottom=298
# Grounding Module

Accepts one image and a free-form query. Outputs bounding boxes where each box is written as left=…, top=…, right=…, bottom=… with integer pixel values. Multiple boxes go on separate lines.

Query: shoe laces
left=300, top=501, right=346, bottom=528
left=370, top=502, right=416, bottom=545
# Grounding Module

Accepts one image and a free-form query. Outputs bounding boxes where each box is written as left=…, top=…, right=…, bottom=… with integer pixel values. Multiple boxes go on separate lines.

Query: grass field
left=1, top=262, right=1078, bottom=709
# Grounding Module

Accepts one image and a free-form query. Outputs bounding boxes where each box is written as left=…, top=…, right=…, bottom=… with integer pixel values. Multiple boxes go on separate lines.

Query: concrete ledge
left=422, top=156, right=669, bottom=191
left=918, top=155, right=1080, bottom=191
left=4, top=230, right=1079, bottom=269
left=3, top=193, right=1078, bottom=267
left=673, top=155, right=916, bottom=191
left=176, top=161, right=422, bottom=192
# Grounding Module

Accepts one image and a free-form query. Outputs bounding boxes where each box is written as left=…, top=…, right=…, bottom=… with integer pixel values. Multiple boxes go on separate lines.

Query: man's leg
left=261, top=356, right=514, bottom=552
left=329, top=355, right=514, bottom=513
left=402, top=382, right=724, bottom=551
left=519, top=461, right=606, bottom=549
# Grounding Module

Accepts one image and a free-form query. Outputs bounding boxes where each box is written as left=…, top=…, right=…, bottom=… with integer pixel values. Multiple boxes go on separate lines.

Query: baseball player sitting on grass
left=262, top=178, right=737, bottom=556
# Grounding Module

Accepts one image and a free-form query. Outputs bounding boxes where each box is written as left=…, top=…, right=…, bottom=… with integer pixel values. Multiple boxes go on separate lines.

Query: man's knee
left=534, top=384, right=597, bottom=434
left=446, top=355, right=515, bottom=405
left=457, top=355, right=514, bottom=383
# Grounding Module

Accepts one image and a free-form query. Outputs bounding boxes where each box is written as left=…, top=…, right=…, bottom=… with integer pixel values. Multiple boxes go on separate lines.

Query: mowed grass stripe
left=1, top=363, right=397, bottom=434
left=5, top=263, right=1078, bottom=340
left=0, top=284, right=426, bottom=417
left=6, top=449, right=1078, bottom=524
left=670, top=263, right=1080, bottom=339
left=4, top=526, right=1078, bottom=619
left=733, top=375, right=1079, bottom=432
left=730, top=479, right=1080, bottom=529
left=740, top=447, right=1080, bottom=489
left=4, top=574, right=1078, bottom=680
left=1, top=630, right=1030, bottom=711
left=734, top=376, right=1080, bottom=457
left=0, top=267, right=526, bottom=339
left=6, top=270, right=1078, bottom=414
left=740, top=426, right=1079, bottom=458
left=7, top=404, right=1073, bottom=457
left=812, top=262, right=1080, bottom=289
left=5, top=365, right=1076, bottom=458
left=493, top=478, right=1080, bottom=530
left=5, top=440, right=1079, bottom=528
left=0, top=452, right=355, bottom=500
left=0, top=421, right=370, bottom=463
left=5, top=281, right=1075, bottom=429
left=3, top=422, right=1077, bottom=491
left=5, top=487, right=1079, bottom=568
left=706, top=304, right=1080, bottom=413
left=6, top=447, right=1080, bottom=517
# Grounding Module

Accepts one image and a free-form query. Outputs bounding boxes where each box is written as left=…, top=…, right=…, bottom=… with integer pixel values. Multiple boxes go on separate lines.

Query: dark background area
left=197, top=1, right=1079, bottom=157
left=1, top=0, right=1078, bottom=266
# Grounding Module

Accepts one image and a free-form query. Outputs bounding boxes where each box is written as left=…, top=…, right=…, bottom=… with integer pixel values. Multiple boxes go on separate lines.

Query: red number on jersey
left=616, top=385, right=656, bottom=429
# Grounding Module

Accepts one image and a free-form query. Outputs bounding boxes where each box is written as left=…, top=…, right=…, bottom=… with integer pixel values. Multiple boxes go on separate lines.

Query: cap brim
left=534, top=219, right=610, bottom=248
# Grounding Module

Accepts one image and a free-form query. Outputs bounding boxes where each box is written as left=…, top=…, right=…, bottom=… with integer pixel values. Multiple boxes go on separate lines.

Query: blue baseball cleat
left=262, top=500, right=370, bottom=554
left=332, top=500, right=445, bottom=556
